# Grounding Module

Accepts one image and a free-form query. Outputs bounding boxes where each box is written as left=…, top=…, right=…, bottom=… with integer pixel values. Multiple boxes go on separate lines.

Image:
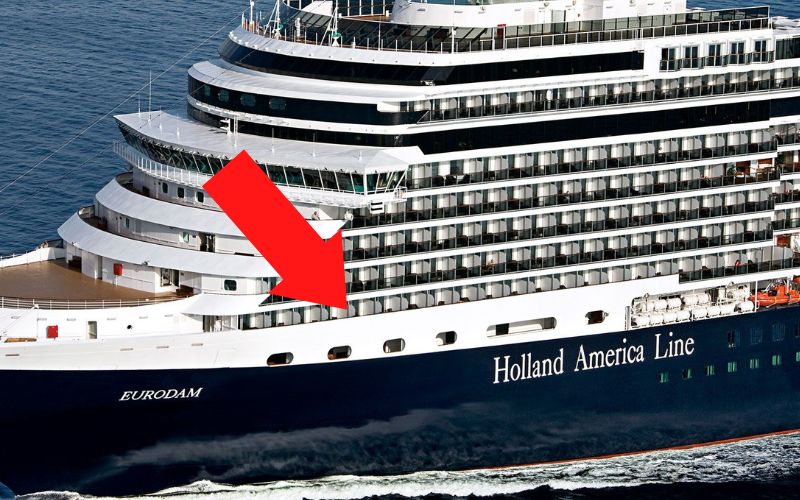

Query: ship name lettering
left=654, top=332, right=695, bottom=360
left=574, top=337, right=645, bottom=372
left=119, top=387, right=203, bottom=401
left=493, top=349, right=564, bottom=384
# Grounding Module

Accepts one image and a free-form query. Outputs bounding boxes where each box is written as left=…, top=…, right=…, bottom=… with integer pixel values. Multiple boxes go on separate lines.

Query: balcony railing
left=345, top=201, right=774, bottom=261
left=660, top=52, right=775, bottom=71
left=260, top=4, right=771, bottom=54
left=418, top=75, right=800, bottom=124
left=406, top=142, right=777, bottom=190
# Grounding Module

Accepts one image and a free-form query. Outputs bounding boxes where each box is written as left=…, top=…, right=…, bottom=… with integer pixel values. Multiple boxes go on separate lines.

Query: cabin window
left=727, top=329, right=739, bottom=348
left=705, top=364, right=715, bottom=376
left=267, top=352, right=293, bottom=366
left=328, top=346, right=351, bottom=360
left=181, top=232, right=190, bottom=244
left=224, top=280, right=237, bottom=291
left=383, top=338, right=405, bottom=354
left=772, top=323, right=786, bottom=342
left=124, top=217, right=130, bottom=229
left=268, top=97, right=287, bottom=111
left=240, top=94, right=256, bottom=108
left=749, top=357, right=760, bottom=370
left=707, top=43, right=723, bottom=66
left=218, top=89, right=230, bottom=103
left=681, top=368, right=693, bottom=380
left=728, top=361, right=738, bottom=373
left=659, top=371, right=669, bottom=383
left=436, top=331, right=457, bottom=346
left=177, top=187, right=185, bottom=199
left=487, top=317, right=556, bottom=337
left=196, top=191, right=205, bottom=203
left=586, top=310, right=607, bottom=325
left=772, top=354, right=782, bottom=367
left=750, top=327, right=763, bottom=345
left=161, top=182, right=168, bottom=194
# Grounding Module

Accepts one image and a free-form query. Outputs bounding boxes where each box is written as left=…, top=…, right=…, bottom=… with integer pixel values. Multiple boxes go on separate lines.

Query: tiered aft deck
left=0, top=259, right=182, bottom=309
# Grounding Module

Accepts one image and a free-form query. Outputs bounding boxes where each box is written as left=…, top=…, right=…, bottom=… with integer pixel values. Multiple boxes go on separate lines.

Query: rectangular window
left=659, top=371, right=669, bottom=383
left=796, top=351, right=800, bottom=363
left=682, top=368, right=693, bottom=380
left=727, top=329, right=739, bottom=348
left=223, top=279, right=237, bottom=291
left=181, top=232, right=190, bottom=244
left=708, top=43, right=723, bottom=66
left=161, top=182, right=168, bottom=194
left=177, top=187, right=185, bottom=199
left=124, top=217, right=130, bottom=229
left=705, top=364, right=715, bottom=376
left=749, top=357, right=760, bottom=370
left=729, top=41, right=745, bottom=64
left=684, top=46, right=699, bottom=68
left=750, top=327, right=763, bottom=345
left=487, top=317, right=556, bottom=337
left=754, top=40, right=768, bottom=62
left=728, top=361, right=738, bottom=373
left=196, top=191, right=205, bottom=203
left=772, top=354, right=782, bottom=366
left=772, top=323, right=786, bottom=342
left=661, top=48, right=678, bottom=71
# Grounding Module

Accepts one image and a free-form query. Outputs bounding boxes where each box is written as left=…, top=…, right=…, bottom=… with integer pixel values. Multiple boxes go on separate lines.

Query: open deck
left=0, top=260, right=182, bottom=309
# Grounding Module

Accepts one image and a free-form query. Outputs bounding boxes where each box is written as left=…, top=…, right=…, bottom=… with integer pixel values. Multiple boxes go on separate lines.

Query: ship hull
left=2, top=307, right=800, bottom=495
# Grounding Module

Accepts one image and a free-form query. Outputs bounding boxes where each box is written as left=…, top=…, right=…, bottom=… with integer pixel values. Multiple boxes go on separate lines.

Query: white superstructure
left=2, top=0, right=800, bottom=373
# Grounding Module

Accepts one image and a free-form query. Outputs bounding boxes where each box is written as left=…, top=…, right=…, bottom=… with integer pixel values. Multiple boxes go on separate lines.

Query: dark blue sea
left=1, top=0, right=800, bottom=498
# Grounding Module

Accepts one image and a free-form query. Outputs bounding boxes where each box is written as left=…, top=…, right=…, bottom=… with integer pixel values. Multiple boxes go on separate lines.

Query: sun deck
left=0, top=260, right=181, bottom=309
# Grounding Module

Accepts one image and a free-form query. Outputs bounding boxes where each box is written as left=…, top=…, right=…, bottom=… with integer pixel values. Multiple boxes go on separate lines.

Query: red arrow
left=203, top=151, right=347, bottom=309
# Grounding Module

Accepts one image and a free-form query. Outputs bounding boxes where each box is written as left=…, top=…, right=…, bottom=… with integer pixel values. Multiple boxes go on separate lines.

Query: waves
left=18, top=433, right=800, bottom=500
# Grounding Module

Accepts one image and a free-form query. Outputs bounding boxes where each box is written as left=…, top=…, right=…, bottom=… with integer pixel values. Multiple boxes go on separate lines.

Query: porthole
left=328, top=346, right=351, bottom=360
left=586, top=310, right=607, bottom=325
left=267, top=352, right=293, bottom=366
left=436, top=331, right=457, bottom=346
left=383, top=338, right=405, bottom=353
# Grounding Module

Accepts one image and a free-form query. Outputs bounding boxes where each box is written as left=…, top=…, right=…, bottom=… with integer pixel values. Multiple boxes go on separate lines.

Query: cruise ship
left=2, top=0, right=800, bottom=494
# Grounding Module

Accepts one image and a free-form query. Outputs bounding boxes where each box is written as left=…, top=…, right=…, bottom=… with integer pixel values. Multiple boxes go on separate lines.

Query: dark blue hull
left=3, top=307, right=800, bottom=495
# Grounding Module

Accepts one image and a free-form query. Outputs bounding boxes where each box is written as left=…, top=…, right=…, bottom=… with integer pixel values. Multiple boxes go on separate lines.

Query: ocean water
left=1, top=0, right=800, bottom=498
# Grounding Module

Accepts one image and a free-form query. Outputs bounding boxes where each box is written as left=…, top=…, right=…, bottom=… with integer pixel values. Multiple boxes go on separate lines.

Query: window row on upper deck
left=189, top=67, right=800, bottom=128
left=405, top=128, right=776, bottom=190
left=660, top=39, right=774, bottom=72
left=221, top=38, right=644, bottom=86
left=409, top=68, right=800, bottom=124
left=188, top=97, right=794, bottom=154
left=262, top=4, right=769, bottom=63
left=118, top=124, right=403, bottom=195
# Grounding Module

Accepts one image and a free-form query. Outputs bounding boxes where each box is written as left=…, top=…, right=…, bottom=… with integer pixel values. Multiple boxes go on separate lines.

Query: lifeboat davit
left=751, top=282, right=800, bottom=306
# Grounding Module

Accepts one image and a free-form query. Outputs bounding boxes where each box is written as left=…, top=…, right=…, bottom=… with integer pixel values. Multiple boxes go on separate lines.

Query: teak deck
left=0, top=260, right=177, bottom=301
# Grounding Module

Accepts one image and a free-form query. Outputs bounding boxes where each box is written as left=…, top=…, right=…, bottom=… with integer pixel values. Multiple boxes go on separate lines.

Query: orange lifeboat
left=751, top=281, right=800, bottom=306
